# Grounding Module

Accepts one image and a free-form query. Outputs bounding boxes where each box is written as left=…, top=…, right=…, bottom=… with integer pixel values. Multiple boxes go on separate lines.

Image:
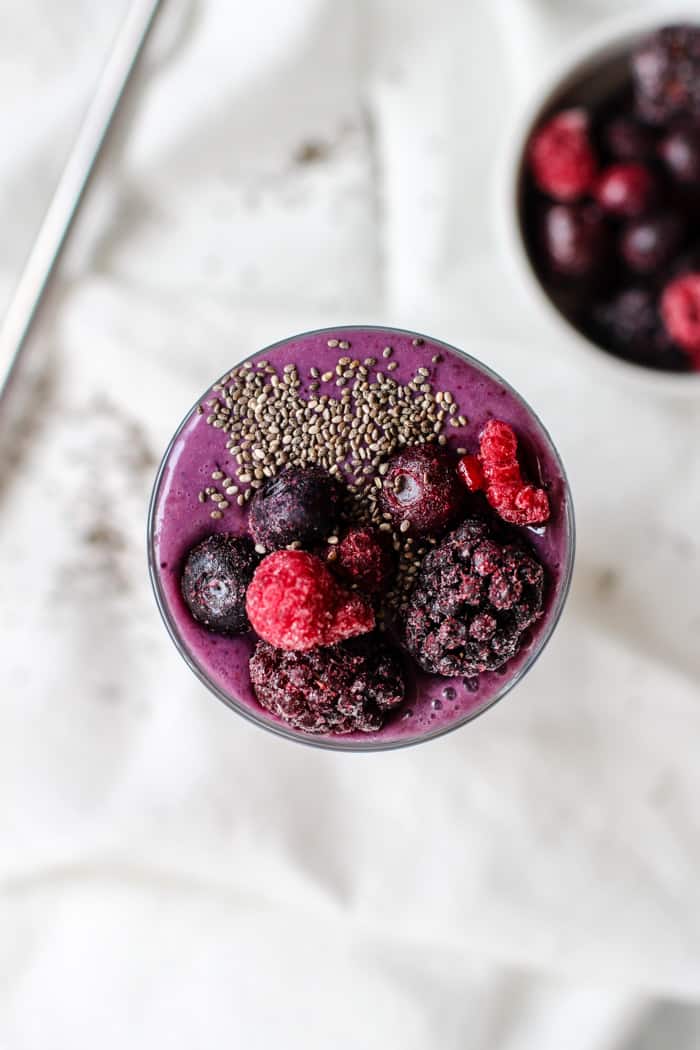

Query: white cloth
left=1, top=1, right=700, bottom=1047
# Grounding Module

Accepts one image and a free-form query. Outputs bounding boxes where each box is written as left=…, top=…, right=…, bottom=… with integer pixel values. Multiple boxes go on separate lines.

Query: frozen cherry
left=541, top=203, right=606, bottom=278
left=249, top=466, right=343, bottom=551
left=595, top=163, right=656, bottom=218
left=528, top=108, right=598, bottom=201
left=181, top=533, right=259, bottom=635
left=380, top=444, right=464, bottom=537
left=328, top=527, right=396, bottom=595
left=620, top=212, right=684, bottom=275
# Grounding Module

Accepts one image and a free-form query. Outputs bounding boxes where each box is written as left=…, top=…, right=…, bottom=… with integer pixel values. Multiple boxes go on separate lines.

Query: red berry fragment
left=328, top=527, right=396, bottom=595
left=246, top=550, right=374, bottom=651
left=660, top=272, right=700, bottom=362
left=456, top=454, right=485, bottom=493
left=595, top=163, right=656, bottom=218
left=528, top=108, right=598, bottom=202
left=477, top=420, right=550, bottom=526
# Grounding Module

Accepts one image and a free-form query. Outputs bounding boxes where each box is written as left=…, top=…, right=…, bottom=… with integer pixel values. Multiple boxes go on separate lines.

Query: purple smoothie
left=149, top=327, right=574, bottom=750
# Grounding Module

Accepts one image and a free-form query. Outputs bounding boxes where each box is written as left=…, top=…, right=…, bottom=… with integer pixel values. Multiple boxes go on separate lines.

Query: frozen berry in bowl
left=250, top=635, right=405, bottom=735
left=528, top=108, right=598, bottom=201
left=246, top=549, right=374, bottom=650
left=181, top=534, right=259, bottom=634
left=632, top=25, right=700, bottom=125
left=540, top=203, right=606, bottom=278
left=619, top=212, right=684, bottom=275
left=602, top=115, right=655, bottom=162
left=249, top=466, right=343, bottom=551
left=327, top=526, right=396, bottom=595
left=594, top=163, right=656, bottom=218
left=404, top=518, right=545, bottom=677
left=661, top=272, right=700, bottom=363
left=659, top=124, right=700, bottom=183
left=380, top=443, right=464, bottom=537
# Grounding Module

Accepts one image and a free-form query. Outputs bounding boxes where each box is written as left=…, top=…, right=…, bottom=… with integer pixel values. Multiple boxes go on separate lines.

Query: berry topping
left=594, top=163, right=656, bottom=218
left=404, top=518, right=545, bottom=677
left=660, top=272, right=700, bottom=361
left=180, top=534, right=259, bottom=635
left=603, top=115, right=655, bottom=161
left=249, top=467, right=343, bottom=551
left=659, top=124, right=700, bottom=183
left=528, top=108, right=598, bottom=201
left=327, top=527, right=396, bottom=595
left=541, top=203, right=607, bottom=278
left=619, top=212, right=683, bottom=274
left=245, top=550, right=374, bottom=650
left=456, top=454, right=485, bottom=493
left=592, top=288, right=689, bottom=371
left=380, top=444, right=464, bottom=537
left=477, top=420, right=550, bottom=526
left=633, top=26, right=700, bottom=125
left=249, top=635, right=405, bottom=735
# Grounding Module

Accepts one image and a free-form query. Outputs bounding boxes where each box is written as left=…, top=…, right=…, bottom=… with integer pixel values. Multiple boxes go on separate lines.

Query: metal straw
left=0, top=0, right=164, bottom=404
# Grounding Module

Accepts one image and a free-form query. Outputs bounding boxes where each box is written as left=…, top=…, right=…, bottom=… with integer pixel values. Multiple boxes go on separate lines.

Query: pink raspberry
left=660, top=273, right=700, bottom=363
left=477, top=420, right=550, bottom=527
left=528, top=108, right=598, bottom=202
left=246, top=550, right=374, bottom=651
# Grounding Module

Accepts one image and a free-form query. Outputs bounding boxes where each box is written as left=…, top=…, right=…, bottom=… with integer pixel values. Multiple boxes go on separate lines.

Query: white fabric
left=1, top=1, right=700, bottom=1047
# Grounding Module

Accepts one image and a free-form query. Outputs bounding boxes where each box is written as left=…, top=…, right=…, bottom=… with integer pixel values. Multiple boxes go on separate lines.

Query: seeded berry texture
left=404, top=518, right=545, bottom=677
left=327, top=527, right=396, bottom=594
left=632, top=26, right=700, bottom=125
left=246, top=550, right=374, bottom=650
left=380, top=444, right=464, bottom=537
left=528, top=109, right=598, bottom=201
left=181, top=534, right=259, bottom=635
left=249, top=466, right=342, bottom=550
left=249, top=635, right=405, bottom=734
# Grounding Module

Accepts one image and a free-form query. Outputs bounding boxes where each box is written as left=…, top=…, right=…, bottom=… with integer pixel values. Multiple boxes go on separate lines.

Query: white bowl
left=498, top=5, right=700, bottom=398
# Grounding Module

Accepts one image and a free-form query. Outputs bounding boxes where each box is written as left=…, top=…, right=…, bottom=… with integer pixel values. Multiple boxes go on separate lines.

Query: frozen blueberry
left=181, top=533, right=259, bottom=634
left=249, top=466, right=343, bottom=551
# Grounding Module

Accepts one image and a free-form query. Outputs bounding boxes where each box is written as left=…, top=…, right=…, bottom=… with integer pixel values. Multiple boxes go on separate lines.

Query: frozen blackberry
left=249, top=635, right=406, bottom=735
left=181, top=533, right=259, bottom=634
left=404, top=517, right=545, bottom=677
left=380, top=444, right=464, bottom=537
left=249, top=466, right=343, bottom=551
left=632, top=26, right=700, bottom=125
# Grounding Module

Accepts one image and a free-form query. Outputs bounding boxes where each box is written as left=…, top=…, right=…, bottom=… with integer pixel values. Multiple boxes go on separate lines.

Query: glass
left=147, top=326, right=576, bottom=752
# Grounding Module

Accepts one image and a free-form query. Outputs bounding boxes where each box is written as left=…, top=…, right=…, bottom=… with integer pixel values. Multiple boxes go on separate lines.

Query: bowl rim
left=497, top=4, right=700, bottom=397
left=147, top=324, right=576, bottom=753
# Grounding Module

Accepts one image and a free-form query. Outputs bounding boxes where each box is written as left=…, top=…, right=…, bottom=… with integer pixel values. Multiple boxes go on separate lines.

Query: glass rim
left=147, top=324, right=577, bottom=753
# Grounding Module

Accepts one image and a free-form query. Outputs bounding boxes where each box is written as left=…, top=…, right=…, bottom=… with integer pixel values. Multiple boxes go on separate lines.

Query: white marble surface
left=1, top=1, right=700, bottom=1047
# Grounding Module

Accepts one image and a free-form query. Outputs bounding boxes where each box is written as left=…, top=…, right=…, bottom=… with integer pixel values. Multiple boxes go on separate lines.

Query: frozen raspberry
left=180, top=533, right=259, bottom=635
left=404, top=518, right=545, bottom=677
left=541, top=203, right=607, bottom=278
left=633, top=26, right=700, bottom=125
left=528, top=109, right=598, bottom=201
left=595, top=164, right=656, bottom=218
left=327, top=527, right=396, bottom=595
left=620, top=212, right=684, bottom=275
left=249, top=467, right=343, bottom=551
left=456, top=454, right=485, bottom=493
left=249, top=635, right=405, bottom=735
left=246, top=550, right=374, bottom=650
left=603, top=115, right=655, bottom=161
left=477, top=420, right=550, bottom=526
left=660, top=273, right=700, bottom=362
left=659, top=124, right=700, bottom=183
left=380, top=444, right=464, bottom=537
